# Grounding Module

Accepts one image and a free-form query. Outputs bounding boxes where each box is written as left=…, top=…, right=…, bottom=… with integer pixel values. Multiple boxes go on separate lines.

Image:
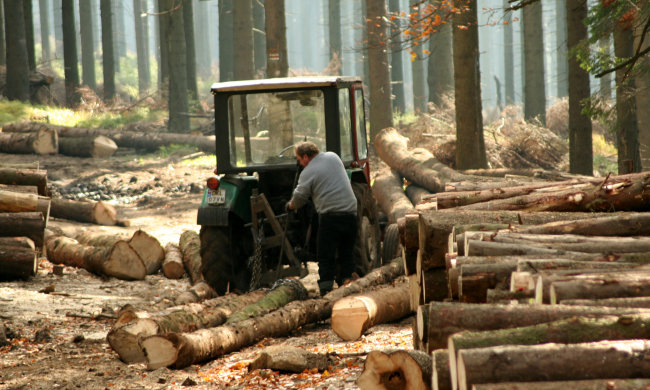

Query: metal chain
left=247, top=223, right=264, bottom=291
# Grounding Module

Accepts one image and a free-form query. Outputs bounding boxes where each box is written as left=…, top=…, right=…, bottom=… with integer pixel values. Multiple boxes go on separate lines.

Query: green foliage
left=0, top=99, right=31, bottom=126
left=393, top=110, right=418, bottom=126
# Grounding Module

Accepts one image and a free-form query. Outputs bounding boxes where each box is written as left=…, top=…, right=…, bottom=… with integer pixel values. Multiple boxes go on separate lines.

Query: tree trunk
left=218, top=0, right=234, bottom=81
left=388, top=0, right=404, bottom=112
left=23, top=0, right=35, bottom=71
left=503, top=0, right=514, bottom=105
left=357, top=349, right=431, bottom=390
left=453, top=0, right=486, bottom=169
left=179, top=230, right=203, bottom=284
left=566, top=0, right=592, bottom=175
left=0, top=212, right=45, bottom=249
left=79, top=0, right=97, bottom=91
left=0, top=0, right=5, bottom=67
left=162, top=243, right=184, bottom=279
left=45, top=235, right=146, bottom=280
left=252, top=0, right=265, bottom=75
left=429, top=19, right=453, bottom=107
left=457, top=340, right=650, bottom=390
left=50, top=198, right=118, bottom=226
left=408, top=0, right=426, bottom=114
left=265, top=0, right=288, bottom=77
left=62, top=0, right=80, bottom=106
left=58, top=135, right=118, bottom=158
left=182, top=0, right=198, bottom=100
left=0, top=236, right=37, bottom=279
left=163, top=0, right=189, bottom=132
left=466, top=240, right=586, bottom=257
left=0, top=167, right=48, bottom=196
left=331, top=282, right=412, bottom=341
left=0, top=128, right=58, bottom=155
left=233, top=0, right=254, bottom=81
left=100, top=0, right=116, bottom=102
left=372, top=169, right=412, bottom=224
left=4, top=0, right=30, bottom=101
left=366, top=0, right=393, bottom=140
left=133, top=0, right=150, bottom=96
left=522, top=0, right=546, bottom=125
left=107, top=290, right=267, bottom=363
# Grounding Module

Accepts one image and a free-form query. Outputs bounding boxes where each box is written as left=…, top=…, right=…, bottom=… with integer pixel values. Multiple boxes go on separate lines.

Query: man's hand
left=285, top=201, right=293, bottom=212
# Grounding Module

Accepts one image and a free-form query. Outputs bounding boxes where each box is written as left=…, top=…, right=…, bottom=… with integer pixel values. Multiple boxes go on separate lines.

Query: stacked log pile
left=0, top=165, right=50, bottom=280
left=369, top=127, right=650, bottom=389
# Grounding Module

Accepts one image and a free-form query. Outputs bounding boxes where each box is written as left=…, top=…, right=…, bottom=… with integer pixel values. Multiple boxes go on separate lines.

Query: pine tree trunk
left=522, top=1, right=546, bottom=125
left=182, top=0, right=198, bottom=100
left=133, top=0, right=150, bottom=95
left=164, top=0, right=189, bottom=132
left=79, top=0, right=96, bottom=90
left=101, top=0, right=116, bottom=101
left=4, top=0, right=30, bottom=101
left=218, top=0, right=234, bottom=81
left=233, top=0, right=254, bottom=81
left=366, top=0, right=393, bottom=140
left=265, top=0, right=288, bottom=77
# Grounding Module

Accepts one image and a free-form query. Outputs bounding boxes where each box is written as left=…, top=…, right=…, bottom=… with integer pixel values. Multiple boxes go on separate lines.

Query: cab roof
left=210, top=76, right=362, bottom=93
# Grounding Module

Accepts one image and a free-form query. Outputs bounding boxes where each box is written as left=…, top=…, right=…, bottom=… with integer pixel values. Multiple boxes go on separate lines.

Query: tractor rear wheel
left=200, top=226, right=251, bottom=295
left=352, top=182, right=381, bottom=276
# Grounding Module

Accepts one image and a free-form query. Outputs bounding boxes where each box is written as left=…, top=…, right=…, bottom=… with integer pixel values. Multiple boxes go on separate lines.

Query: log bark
left=225, top=280, right=308, bottom=324
left=517, top=259, right=638, bottom=273
left=432, top=349, right=451, bottom=390
left=107, top=290, right=267, bottom=363
left=466, top=240, right=586, bottom=257
left=471, top=379, right=650, bottom=390
left=549, top=270, right=650, bottom=304
left=0, top=168, right=48, bottom=195
left=457, top=340, right=650, bottom=390
left=372, top=169, right=413, bottom=223
left=419, top=301, right=650, bottom=352
left=0, top=237, right=37, bottom=279
left=75, top=230, right=163, bottom=274
left=0, top=212, right=45, bottom=248
left=457, top=262, right=517, bottom=303
left=0, top=127, right=57, bottom=155
left=331, top=282, right=412, bottom=341
left=486, top=289, right=534, bottom=303
left=141, top=258, right=405, bottom=369
left=517, top=212, right=650, bottom=236
left=2, top=121, right=216, bottom=154
left=449, top=315, right=650, bottom=390
left=162, top=243, right=185, bottom=279
left=50, top=198, right=118, bottom=226
left=0, top=188, right=50, bottom=219
left=459, top=168, right=585, bottom=181
left=405, top=184, right=432, bottom=206
left=179, top=230, right=203, bottom=284
left=397, top=212, right=419, bottom=275
left=483, top=232, right=650, bottom=254
left=58, top=135, right=118, bottom=158
left=560, top=296, right=650, bottom=308
left=357, top=349, right=432, bottom=390
left=175, top=281, right=217, bottom=304
left=45, top=235, right=146, bottom=280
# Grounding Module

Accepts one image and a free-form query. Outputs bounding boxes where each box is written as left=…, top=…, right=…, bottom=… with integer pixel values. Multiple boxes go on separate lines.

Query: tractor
left=197, top=76, right=382, bottom=295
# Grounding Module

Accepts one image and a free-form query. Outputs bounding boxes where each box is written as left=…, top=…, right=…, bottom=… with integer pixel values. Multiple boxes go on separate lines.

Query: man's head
left=294, top=141, right=320, bottom=167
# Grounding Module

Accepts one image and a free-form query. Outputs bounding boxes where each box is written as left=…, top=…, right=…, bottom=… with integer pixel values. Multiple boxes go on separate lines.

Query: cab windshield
left=227, top=89, right=326, bottom=167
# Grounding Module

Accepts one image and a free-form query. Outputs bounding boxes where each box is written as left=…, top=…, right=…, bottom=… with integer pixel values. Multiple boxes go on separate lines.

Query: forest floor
left=0, top=147, right=414, bottom=390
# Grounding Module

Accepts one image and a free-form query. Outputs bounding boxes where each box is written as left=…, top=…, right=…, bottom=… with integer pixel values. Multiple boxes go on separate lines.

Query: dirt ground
left=0, top=147, right=414, bottom=390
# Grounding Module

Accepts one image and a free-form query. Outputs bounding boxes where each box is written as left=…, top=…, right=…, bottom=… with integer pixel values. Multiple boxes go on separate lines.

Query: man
left=286, top=141, right=358, bottom=296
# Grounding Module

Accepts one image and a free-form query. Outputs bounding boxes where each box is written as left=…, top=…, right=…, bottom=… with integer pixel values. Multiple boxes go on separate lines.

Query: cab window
left=354, top=89, right=368, bottom=160
left=338, top=88, right=353, bottom=161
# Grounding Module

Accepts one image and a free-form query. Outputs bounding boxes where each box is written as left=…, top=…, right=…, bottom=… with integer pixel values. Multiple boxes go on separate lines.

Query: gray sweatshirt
left=290, top=152, right=357, bottom=215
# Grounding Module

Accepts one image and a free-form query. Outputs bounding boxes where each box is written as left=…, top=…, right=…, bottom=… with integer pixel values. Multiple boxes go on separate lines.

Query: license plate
left=207, top=189, right=226, bottom=205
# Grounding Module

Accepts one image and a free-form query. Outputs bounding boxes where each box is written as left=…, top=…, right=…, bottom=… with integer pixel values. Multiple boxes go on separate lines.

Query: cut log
left=179, top=230, right=203, bottom=284
left=483, top=232, right=650, bottom=254
left=50, top=198, right=118, bottom=226
left=248, top=345, right=330, bottom=373
left=141, top=258, right=405, bottom=369
left=0, top=212, right=45, bottom=248
left=357, top=349, right=432, bottom=390
left=175, top=280, right=217, bottom=304
left=226, top=279, right=307, bottom=324
left=466, top=240, right=586, bottom=257
left=0, top=188, right=50, bottom=219
left=331, top=282, right=412, bottom=341
left=517, top=212, right=650, bottom=236
left=549, top=270, right=650, bottom=304
left=405, top=184, right=432, bottom=206
left=421, top=267, right=448, bottom=303
left=486, top=289, right=534, bottom=303
left=0, top=237, right=37, bottom=279
left=107, top=290, right=267, bottom=363
left=431, top=349, right=451, bottom=390
left=0, top=162, right=40, bottom=169
left=0, top=126, right=57, bottom=155
left=471, top=379, right=650, bottom=390
left=0, top=184, right=39, bottom=194
left=58, top=135, right=118, bottom=158
left=449, top=315, right=650, bottom=390
left=560, top=296, right=650, bottom=308
left=45, top=235, right=146, bottom=280
left=0, top=167, right=48, bottom=196
left=457, top=262, right=517, bottom=303
left=459, top=168, right=584, bottom=181
left=372, top=169, right=413, bottom=223
left=457, top=340, right=650, bottom=390
left=419, top=301, right=650, bottom=352
left=162, top=243, right=185, bottom=279
left=397, top=212, right=419, bottom=275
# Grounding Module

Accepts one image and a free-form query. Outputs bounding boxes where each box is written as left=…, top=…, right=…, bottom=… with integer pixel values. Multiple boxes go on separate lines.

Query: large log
left=448, top=315, right=650, bottom=390
left=0, top=188, right=50, bottom=219
left=225, top=279, right=308, bottom=324
left=58, top=135, right=118, bottom=158
left=471, top=379, right=650, bottom=390
left=50, top=198, right=118, bottom=226
left=356, top=349, right=432, bottom=390
left=45, top=235, right=146, bottom=280
left=560, top=296, right=650, bottom=308
left=0, top=127, right=57, bottom=155
left=431, top=349, right=451, bottom=390
left=2, top=121, right=216, bottom=154
left=517, top=212, right=650, bottom=236
left=549, top=270, right=650, bottom=304
left=482, top=232, right=650, bottom=254
left=0, top=212, right=45, bottom=248
left=162, top=243, right=185, bottom=279
left=140, top=258, right=405, bottom=369
left=179, top=230, right=203, bottom=284
left=0, top=237, right=37, bottom=279
left=457, top=340, right=650, bottom=390
left=418, top=301, right=650, bottom=352
left=466, top=240, right=586, bottom=257
left=107, top=290, right=267, bottom=363
left=331, top=282, right=412, bottom=341
left=372, top=169, right=413, bottom=223
left=0, top=168, right=48, bottom=196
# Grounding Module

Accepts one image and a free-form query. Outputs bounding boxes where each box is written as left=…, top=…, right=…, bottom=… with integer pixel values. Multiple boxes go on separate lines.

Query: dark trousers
left=317, top=213, right=357, bottom=289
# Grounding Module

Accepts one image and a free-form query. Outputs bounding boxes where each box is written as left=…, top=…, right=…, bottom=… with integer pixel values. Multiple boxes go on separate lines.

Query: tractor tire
left=352, top=182, right=381, bottom=276
left=382, top=223, right=401, bottom=264
left=199, top=226, right=251, bottom=295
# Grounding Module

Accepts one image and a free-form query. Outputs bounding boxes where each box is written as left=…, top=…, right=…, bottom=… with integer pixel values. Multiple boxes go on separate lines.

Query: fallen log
left=372, top=169, right=413, bottom=223
left=140, top=258, right=405, bottom=369
left=560, top=296, right=650, bottom=308
left=175, top=280, right=217, bottom=304
left=0, top=212, right=45, bottom=248
left=249, top=345, right=330, bottom=373
left=179, top=230, right=202, bottom=285
left=0, top=237, right=37, bottom=279
left=449, top=315, right=650, bottom=390
left=58, top=135, right=118, bottom=158
left=50, top=198, right=118, bottom=226
left=431, top=349, right=451, bottom=390
left=457, top=339, right=650, bottom=390
left=162, top=243, right=184, bottom=279
left=466, top=240, right=586, bottom=257
left=483, top=232, right=650, bottom=254
left=45, top=235, right=146, bottom=280
left=471, top=379, right=650, bottom=390
left=0, top=162, right=40, bottom=169
left=331, top=282, right=412, bottom=341
left=0, top=167, right=48, bottom=196
left=0, top=188, right=50, bottom=219
left=549, top=270, right=650, bottom=304
left=357, top=349, right=432, bottom=390
left=405, top=184, right=431, bottom=206
left=417, top=301, right=650, bottom=352
left=516, top=212, right=650, bottom=236
left=107, top=289, right=267, bottom=363
left=459, top=168, right=585, bottom=181
left=0, top=127, right=57, bottom=155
